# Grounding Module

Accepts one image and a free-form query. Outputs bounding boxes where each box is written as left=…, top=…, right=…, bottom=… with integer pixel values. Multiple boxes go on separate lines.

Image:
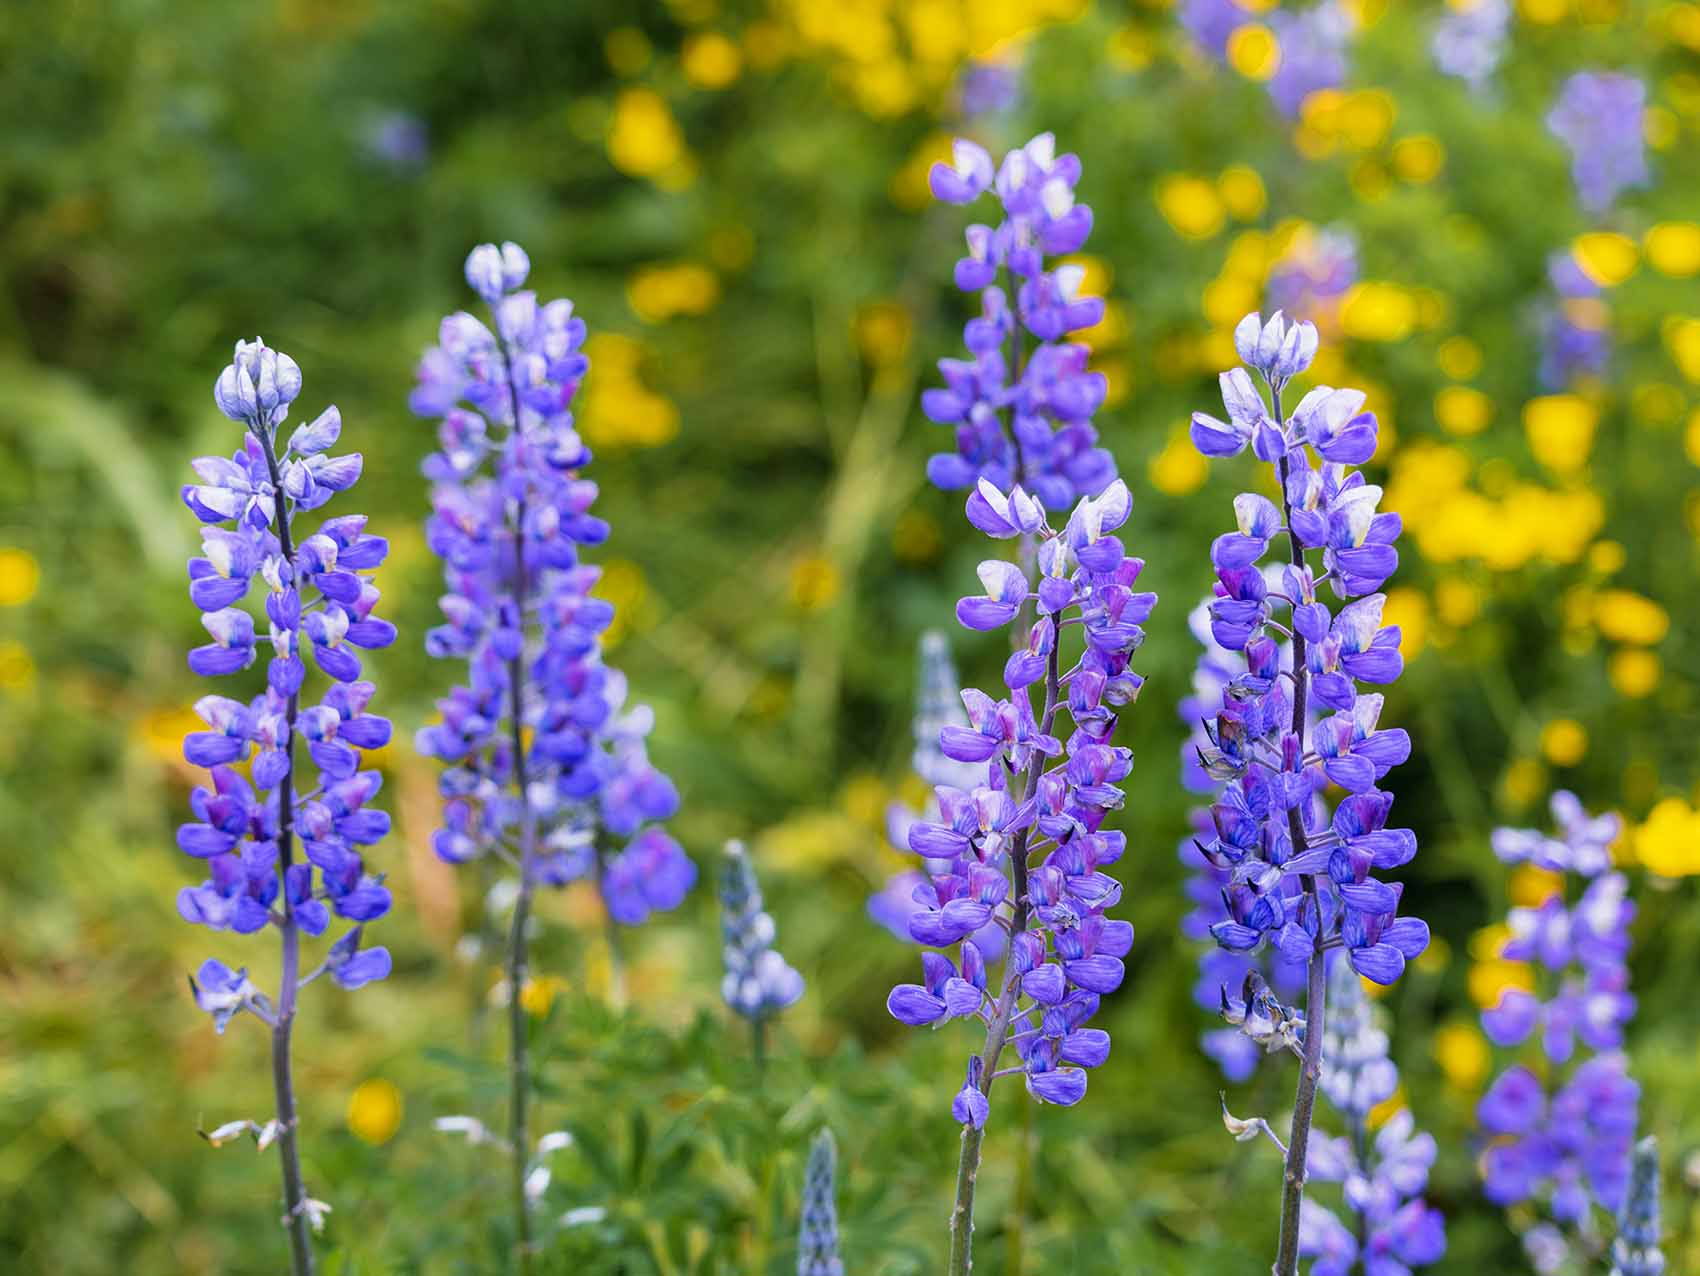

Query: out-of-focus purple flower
left=921, top=134, right=1117, bottom=510
left=1265, top=229, right=1358, bottom=333
left=1537, top=250, right=1612, bottom=390
left=413, top=242, right=694, bottom=928
left=1610, top=1136, right=1664, bottom=1276
left=360, top=109, right=430, bottom=174
left=797, top=1128, right=844, bottom=1276
left=1547, top=72, right=1650, bottom=216
left=1431, top=0, right=1510, bottom=93
left=1267, top=3, right=1353, bottom=118
left=1478, top=794, right=1643, bottom=1241
left=720, top=841, right=805, bottom=1021
left=957, top=60, right=1022, bottom=118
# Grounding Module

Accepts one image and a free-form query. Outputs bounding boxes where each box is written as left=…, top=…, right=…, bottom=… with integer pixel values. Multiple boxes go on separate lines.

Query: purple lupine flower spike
left=720, top=840, right=805, bottom=1059
left=1547, top=72, right=1649, bottom=216
left=180, top=338, right=395, bottom=1275
left=1478, top=793, right=1642, bottom=1258
left=921, top=132, right=1116, bottom=509
left=413, top=242, right=694, bottom=1268
left=1431, top=0, right=1510, bottom=94
left=1190, top=314, right=1422, bottom=1276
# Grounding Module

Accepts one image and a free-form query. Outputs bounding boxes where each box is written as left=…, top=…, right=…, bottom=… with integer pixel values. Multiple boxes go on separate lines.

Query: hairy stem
left=498, top=340, right=537, bottom=1275
left=258, top=429, right=315, bottom=1276
left=947, top=630, right=1061, bottom=1276
left=1271, top=385, right=1327, bottom=1276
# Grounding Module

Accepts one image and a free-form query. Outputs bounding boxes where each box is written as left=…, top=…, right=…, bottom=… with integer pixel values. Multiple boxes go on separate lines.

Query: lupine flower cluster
left=1265, top=229, right=1358, bottom=335
left=1538, top=249, right=1611, bottom=391
left=1477, top=792, right=1641, bottom=1263
left=719, top=840, right=805, bottom=1023
left=1546, top=72, right=1650, bottom=216
left=921, top=132, right=1116, bottom=510
left=413, top=242, right=694, bottom=925
left=1179, top=0, right=1352, bottom=118
left=1430, top=0, right=1511, bottom=95
left=956, top=60, right=1022, bottom=120
left=869, top=632, right=1007, bottom=960
left=1298, top=960, right=1446, bottom=1275
left=797, top=1129, right=844, bottom=1276
left=885, top=473, right=1153, bottom=1118
left=1179, top=600, right=1305, bottom=1081
left=182, top=341, right=397, bottom=997
left=1609, top=1137, right=1665, bottom=1276
left=1189, top=311, right=1424, bottom=995
left=181, top=338, right=396, bottom=1269
left=1190, top=311, right=1421, bottom=1273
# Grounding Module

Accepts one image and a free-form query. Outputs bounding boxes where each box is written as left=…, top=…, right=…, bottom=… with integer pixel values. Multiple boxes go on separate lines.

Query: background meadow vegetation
left=4, top=0, right=1700, bottom=1272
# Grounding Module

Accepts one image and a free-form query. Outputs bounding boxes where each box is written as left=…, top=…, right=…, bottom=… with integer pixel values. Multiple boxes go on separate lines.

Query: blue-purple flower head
left=1265, top=229, right=1358, bottom=330
left=1180, top=0, right=1351, bottom=117
left=720, top=840, right=805, bottom=1021
left=921, top=133, right=1117, bottom=511
left=1431, top=0, right=1510, bottom=93
left=797, top=1128, right=844, bottom=1276
left=1547, top=72, right=1649, bottom=216
left=414, top=243, right=693, bottom=926
left=1538, top=249, right=1612, bottom=390
left=180, top=340, right=396, bottom=1028
left=1610, top=1136, right=1664, bottom=1276
left=1188, top=312, right=1425, bottom=994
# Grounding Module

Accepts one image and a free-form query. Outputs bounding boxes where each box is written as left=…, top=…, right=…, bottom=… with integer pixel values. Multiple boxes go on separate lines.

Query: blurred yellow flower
left=1572, top=232, right=1639, bottom=287
left=1594, top=589, right=1669, bottom=645
left=1686, top=408, right=1700, bottom=466
left=1391, top=135, right=1444, bottom=183
left=607, top=89, right=688, bottom=179
left=855, top=301, right=913, bottom=367
left=1645, top=222, right=1700, bottom=277
left=520, top=975, right=568, bottom=1018
left=1634, top=797, right=1700, bottom=876
left=580, top=334, right=680, bottom=450
left=1664, top=316, right=1700, bottom=383
left=1366, top=1086, right=1405, bottom=1129
left=594, top=559, right=654, bottom=648
left=1468, top=958, right=1533, bottom=1009
left=1519, top=0, right=1567, bottom=22
left=347, top=1079, right=403, bottom=1146
left=1106, top=24, right=1156, bottom=70
left=1437, top=336, right=1482, bottom=380
left=1503, top=757, right=1546, bottom=807
left=1433, top=1022, right=1490, bottom=1091
left=605, top=26, right=653, bottom=76
left=891, top=132, right=953, bottom=210
left=790, top=555, right=841, bottom=611
left=1434, top=385, right=1492, bottom=436
left=1380, top=588, right=1429, bottom=662
left=1156, top=175, right=1226, bottom=240
left=1216, top=165, right=1267, bottom=220
left=1148, top=428, right=1209, bottom=496
left=1339, top=282, right=1416, bottom=341
left=840, top=772, right=887, bottom=826
left=1508, top=864, right=1564, bottom=906
left=1539, top=719, right=1589, bottom=767
left=1434, top=578, right=1482, bottom=627
left=1608, top=649, right=1660, bottom=699
left=627, top=262, right=720, bottom=323
left=892, top=508, right=941, bottom=564
left=1523, top=395, right=1597, bottom=474
left=1226, top=24, right=1281, bottom=80
left=1588, top=540, right=1625, bottom=574
left=138, top=705, right=203, bottom=764
left=682, top=32, right=744, bottom=89
left=0, top=548, right=40, bottom=606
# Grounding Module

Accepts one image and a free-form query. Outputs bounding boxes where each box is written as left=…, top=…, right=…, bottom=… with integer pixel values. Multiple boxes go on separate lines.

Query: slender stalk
left=1270, top=384, right=1328, bottom=1276
left=947, top=632, right=1062, bottom=1276
left=751, top=1016, right=768, bottom=1078
left=497, top=337, right=536, bottom=1275
left=258, top=429, right=315, bottom=1276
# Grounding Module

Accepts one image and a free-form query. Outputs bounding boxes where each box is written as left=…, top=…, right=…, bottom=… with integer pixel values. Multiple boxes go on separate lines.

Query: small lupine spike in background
left=797, top=1128, right=844, bottom=1276
left=719, top=839, right=804, bottom=1070
left=1610, top=1136, right=1665, bottom=1276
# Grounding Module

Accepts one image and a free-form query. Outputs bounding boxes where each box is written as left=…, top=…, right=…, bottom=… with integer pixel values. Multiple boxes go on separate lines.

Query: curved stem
left=1270, top=385, right=1328, bottom=1276
left=258, top=429, right=315, bottom=1276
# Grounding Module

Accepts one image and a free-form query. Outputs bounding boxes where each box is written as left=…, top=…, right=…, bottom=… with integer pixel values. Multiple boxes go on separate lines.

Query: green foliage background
left=3, top=1, right=1699, bottom=1272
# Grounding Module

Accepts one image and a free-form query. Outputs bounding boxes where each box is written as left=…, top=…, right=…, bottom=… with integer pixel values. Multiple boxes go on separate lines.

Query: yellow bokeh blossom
left=682, top=32, right=743, bottom=89
left=0, top=548, right=40, bottom=606
left=1437, top=336, right=1482, bottom=380
left=1156, top=175, right=1226, bottom=240
left=1665, top=316, right=1700, bottom=383
left=790, top=555, right=841, bottom=611
left=627, top=262, right=720, bottom=323
left=1508, top=864, right=1565, bottom=906
left=1646, top=222, right=1700, bottom=277
left=607, top=89, right=688, bottom=181
left=1433, top=1022, right=1490, bottom=1091
left=1634, top=797, right=1700, bottom=876
left=1391, top=135, right=1444, bottom=183
left=1571, top=232, right=1639, bottom=287
left=605, top=27, right=653, bottom=76
left=1539, top=718, right=1588, bottom=767
left=1594, top=589, right=1669, bottom=645
left=1149, top=428, right=1208, bottom=495
left=1217, top=165, right=1267, bottom=220
left=579, top=334, right=680, bottom=450
left=347, top=1079, right=403, bottom=1146
left=855, top=301, right=914, bottom=367
left=1523, top=395, right=1597, bottom=474
left=520, top=975, right=568, bottom=1017
left=1434, top=385, right=1492, bottom=436
left=1608, top=649, right=1660, bottom=699
left=1381, top=588, right=1429, bottom=662
left=1339, top=282, right=1416, bottom=342
left=1226, top=24, right=1281, bottom=80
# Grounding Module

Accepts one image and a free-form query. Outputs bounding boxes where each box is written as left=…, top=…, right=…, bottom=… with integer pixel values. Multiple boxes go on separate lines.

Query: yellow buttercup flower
left=520, top=976, right=568, bottom=1018
left=1645, top=222, right=1700, bottom=277
left=1437, top=336, right=1482, bottom=379
left=1634, top=797, right=1700, bottom=876
left=1156, top=175, right=1226, bottom=241
left=347, top=1079, right=403, bottom=1146
left=1664, top=316, right=1700, bottom=383
left=1539, top=719, right=1588, bottom=767
left=1571, top=232, right=1639, bottom=287
left=1523, top=395, right=1597, bottom=474
left=682, top=32, right=743, bottom=89
left=1217, top=166, right=1268, bottom=220
left=1380, top=588, right=1429, bottom=662
left=1391, top=135, right=1444, bottom=183
left=1433, top=1022, right=1490, bottom=1091
left=627, top=262, right=720, bottom=323
left=1594, top=590, right=1669, bottom=645
left=0, top=548, right=39, bottom=606
left=790, top=556, right=841, bottom=611
left=1434, top=385, right=1492, bottom=436
left=1608, top=649, right=1660, bottom=699
left=1226, top=24, right=1281, bottom=81
left=1339, top=282, right=1416, bottom=342
left=1148, top=428, right=1208, bottom=496
left=1468, top=958, right=1533, bottom=1009
left=607, top=89, right=688, bottom=179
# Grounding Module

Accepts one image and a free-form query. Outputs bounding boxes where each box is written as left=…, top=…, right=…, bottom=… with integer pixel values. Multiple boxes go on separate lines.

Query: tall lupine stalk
left=179, top=340, right=397, bottom=1275
left=1609, top=1137, right=1665, bottom=1276
left=797, top=1129, right=844, bottom=1276
left=413, top=243, right=695, bottom=1269
left=893, top=132, right=1144, bottom=1276
left=1476, top=792, right=1639, bottom=1271
left=1189, top=311, right=1425, bottom=1276
left=719, top=839, right=805, bottom=1070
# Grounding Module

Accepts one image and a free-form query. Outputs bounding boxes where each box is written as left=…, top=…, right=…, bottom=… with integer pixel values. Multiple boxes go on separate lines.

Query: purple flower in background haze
left=1267, top=3, right=1352, bottom=118
left=1190, top=310, right=1422, bottom=1276
left=1609, top=1137, right=1665, bottom=1276
left=1537, top=250, right=1611, bottom=390
left=958, top=60, right=1022, bottom=118
left=180, top=337, right=396, bottom=1274
left=1299, top=960, right=1447, bottom=1274
left=413, top=241, right=694, bottom=1266
left=720, top=840, right=805, bottom=1024
left=1431, top=0, right=1510, bottom=93
left=1477, top=792, right=1641, bottom=1256
left=1547, top=72, right=1649, bottom=216
left=1265, top=228, right=1358, bottom=332
left=921, top=133, right=1117, bottom=510
left=360, top=109, right=430, bottom=173
left=1180, top=0, right=1251, bottom=59
left=797, top=1128, right=845, bottom=1276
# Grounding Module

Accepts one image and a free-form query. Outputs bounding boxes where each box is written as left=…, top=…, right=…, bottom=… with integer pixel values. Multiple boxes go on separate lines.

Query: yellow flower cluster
left=772, top=0, right=1083, bottom=117
left=1633, top=796, right=1700, bottom=876
left=578, top=334, right=680, bottom=450
left=626, top=262, right=721, bottom=323
left=606, top=88, right=697, bottom=190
